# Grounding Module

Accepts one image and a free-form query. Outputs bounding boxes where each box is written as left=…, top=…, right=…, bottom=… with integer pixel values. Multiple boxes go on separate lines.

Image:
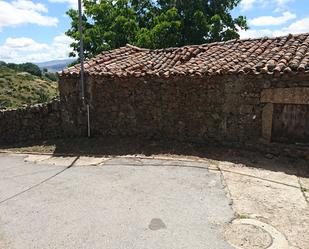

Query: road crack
left=0, top=156, right=79, bottom=205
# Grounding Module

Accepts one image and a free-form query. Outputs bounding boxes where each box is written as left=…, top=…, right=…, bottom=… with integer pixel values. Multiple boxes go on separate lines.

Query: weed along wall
left=0, top=99, right=63, bottom=145
left=58, top=73, right=309, bottom=147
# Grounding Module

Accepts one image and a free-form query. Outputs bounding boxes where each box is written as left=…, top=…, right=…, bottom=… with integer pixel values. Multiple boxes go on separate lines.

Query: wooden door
left=272, top=104, right=309, bottom=144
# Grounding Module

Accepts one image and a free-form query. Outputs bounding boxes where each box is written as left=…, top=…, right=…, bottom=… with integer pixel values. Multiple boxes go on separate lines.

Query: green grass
left=0, top=65, right=58, bottom=109
left=237, top=214, right=250, bottom=219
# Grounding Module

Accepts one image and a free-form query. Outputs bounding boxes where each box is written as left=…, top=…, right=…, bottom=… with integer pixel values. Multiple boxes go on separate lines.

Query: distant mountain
left=36, top=59, right=75, bottom=73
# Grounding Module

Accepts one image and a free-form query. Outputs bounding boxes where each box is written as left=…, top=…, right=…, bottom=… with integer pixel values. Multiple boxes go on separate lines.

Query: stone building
left=58, top=33, right=309, bottom=146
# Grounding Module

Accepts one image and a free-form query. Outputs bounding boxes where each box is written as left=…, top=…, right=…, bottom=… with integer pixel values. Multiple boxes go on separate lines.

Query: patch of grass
left=237, top=214, right=250, bottom=219
left=301, top=187, right=308, bottom=192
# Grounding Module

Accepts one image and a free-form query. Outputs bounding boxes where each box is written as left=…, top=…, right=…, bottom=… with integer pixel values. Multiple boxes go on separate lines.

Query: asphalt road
left=0, top=154, right=234, bottom=249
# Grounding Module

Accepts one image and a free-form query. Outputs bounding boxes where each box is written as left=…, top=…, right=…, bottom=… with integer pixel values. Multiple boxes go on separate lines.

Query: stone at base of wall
left=227, top=139, right=309, bottom=161
left=138, top=135, right=309, bottom=160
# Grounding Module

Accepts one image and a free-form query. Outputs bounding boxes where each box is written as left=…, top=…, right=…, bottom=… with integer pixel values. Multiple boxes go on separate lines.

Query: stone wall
left=1, top=73, right=308, bottom=151
left=0, top=99, right=62, bottom=145
left=59, top=72, right=309, bottom=145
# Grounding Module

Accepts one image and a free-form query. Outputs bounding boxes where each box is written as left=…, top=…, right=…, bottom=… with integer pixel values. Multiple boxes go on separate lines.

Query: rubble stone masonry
left=0, top=99, right=62, bottom=144
left=59, top=73, right=309, bottom=146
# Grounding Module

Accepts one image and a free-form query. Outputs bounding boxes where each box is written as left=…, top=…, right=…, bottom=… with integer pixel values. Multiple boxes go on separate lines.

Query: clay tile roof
left=59, top=33, right=309, bottom=78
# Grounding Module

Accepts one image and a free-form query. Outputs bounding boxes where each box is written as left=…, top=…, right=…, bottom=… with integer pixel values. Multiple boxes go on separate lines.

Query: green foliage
left=20, top=63, right=42, bottom=77
left=43, top=72, right=58, bottom=81
left=0, top=64, right=58, bottom=109
left=36, top=88, right=51, bottom=103
left=68, top=60, right=79, bottom=67
left=66, top=0, right=248, bottom=58
left=2, top=61, right=42, bottom=77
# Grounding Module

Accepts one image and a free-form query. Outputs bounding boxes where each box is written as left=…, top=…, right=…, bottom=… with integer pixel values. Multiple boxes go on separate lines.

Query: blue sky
left=0, top=0, right=308, bottom=63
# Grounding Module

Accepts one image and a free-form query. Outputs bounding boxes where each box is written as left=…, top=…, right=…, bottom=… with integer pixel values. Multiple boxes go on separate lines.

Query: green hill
left=0, top=64, right=58, bottom=110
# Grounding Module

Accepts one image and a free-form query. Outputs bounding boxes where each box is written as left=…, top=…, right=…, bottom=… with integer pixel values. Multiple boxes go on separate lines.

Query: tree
left=5, top=62, right=42, bottom=77
left=44, top=72, right=58, bottom=81
left=19, top=63, right=42, bottom=77
left=66, top=0, right=247, bottom=58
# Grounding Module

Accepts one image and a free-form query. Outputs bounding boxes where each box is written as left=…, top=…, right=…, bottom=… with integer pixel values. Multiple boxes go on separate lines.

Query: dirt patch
left=216, top=160, right=309, bottom=249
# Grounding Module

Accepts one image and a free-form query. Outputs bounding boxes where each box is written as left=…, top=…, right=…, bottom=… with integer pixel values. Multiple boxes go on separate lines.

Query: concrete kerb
left=0, top=149, right=80, bottom=158
left=0, top=149, right=210, bottom=164
left=3, top=149, right=304, bottom=196
left=0, top=150, right=231, bottom=201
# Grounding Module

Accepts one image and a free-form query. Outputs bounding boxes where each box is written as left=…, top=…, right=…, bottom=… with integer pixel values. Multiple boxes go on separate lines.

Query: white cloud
left=0, top=0, right=58, bottom=30
left=240, top=0, right=257, bottom=11
left=250, top=11, right=296, bottom=26
left=239, top=16, right=309, bottom=39
left=276, top=0, right=291, bottom=4
left=49, top=0, right=78, bottom=8
left=276, top=0, right=293, bottom=7
left=239, top=29, right=274, bottom=39
left=0, top=35, right=74, bottom=63
left=274, top=0, right=294, bottom=11
left=3, top=37, right=50, bottom=51
left=12, top=0, right=47, bottom=12
left=240, top=0, right=294, bottom=11
left=282, top=17, right=309, bottom=34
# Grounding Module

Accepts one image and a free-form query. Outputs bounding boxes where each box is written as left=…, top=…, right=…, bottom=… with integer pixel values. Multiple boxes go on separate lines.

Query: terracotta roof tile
left=59, top=33, right=309, bottom=78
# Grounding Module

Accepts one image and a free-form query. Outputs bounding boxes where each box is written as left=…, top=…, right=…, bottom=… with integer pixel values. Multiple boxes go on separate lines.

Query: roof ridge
left=126, top=32, right=309, bottom=51
left=125, top=44, right=149, bottom=51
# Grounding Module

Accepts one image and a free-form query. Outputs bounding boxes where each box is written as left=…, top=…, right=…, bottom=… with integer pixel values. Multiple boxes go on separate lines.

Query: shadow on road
left=1, top=136, right=308, bottom=178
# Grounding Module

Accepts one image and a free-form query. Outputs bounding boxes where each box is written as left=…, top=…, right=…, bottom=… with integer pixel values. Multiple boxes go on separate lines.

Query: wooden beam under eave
left=262, top=103, right=274, bottom=142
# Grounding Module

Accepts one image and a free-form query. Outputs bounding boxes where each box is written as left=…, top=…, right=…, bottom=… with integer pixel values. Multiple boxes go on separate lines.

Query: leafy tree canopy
left=66, top=0, right=248, bottom=59
left=3, top=62, right=42, bottom=77
left=19, top=63, right=42, bottom=77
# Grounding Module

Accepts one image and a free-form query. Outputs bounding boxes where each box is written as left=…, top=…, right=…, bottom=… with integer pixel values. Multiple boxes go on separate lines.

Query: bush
left=44, top=72, right=58, bottom=81
left=5, top=62, right=42, bottom=77
left=0, top=78, right=7, bottom=85
left=36, top=89, right=50, bottom=103
left=19, top=63, right=42, bottom=77
left=0, top=97, right=12, bottom=109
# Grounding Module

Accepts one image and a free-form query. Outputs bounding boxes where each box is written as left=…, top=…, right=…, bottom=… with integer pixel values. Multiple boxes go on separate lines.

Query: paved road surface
left=0, top=154, right=234, bottom=249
